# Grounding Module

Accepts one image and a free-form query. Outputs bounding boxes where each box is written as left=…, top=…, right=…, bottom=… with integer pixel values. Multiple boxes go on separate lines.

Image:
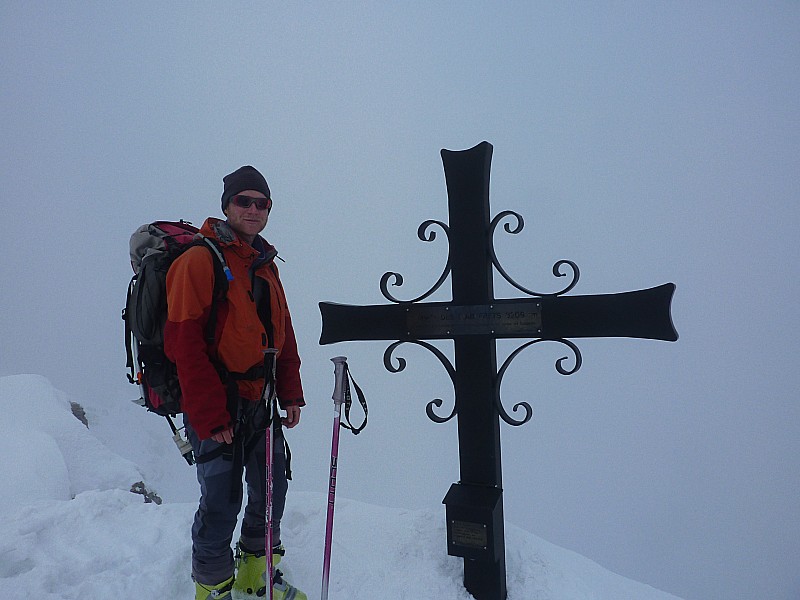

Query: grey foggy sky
left=1, top=3, right=798, bottom=600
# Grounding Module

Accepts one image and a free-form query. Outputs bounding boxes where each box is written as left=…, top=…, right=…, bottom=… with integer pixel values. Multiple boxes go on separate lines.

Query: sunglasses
left=230, top=194, right=272, bottom=211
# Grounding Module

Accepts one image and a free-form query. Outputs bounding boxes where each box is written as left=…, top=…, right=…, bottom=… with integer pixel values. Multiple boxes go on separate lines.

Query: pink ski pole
left=263, top=348, right=279, bottom=600
left=321, top=356, right=348, bottom=600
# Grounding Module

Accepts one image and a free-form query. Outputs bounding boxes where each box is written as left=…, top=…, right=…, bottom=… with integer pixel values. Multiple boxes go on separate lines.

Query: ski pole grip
left=331, top=356, right=348, bottom=407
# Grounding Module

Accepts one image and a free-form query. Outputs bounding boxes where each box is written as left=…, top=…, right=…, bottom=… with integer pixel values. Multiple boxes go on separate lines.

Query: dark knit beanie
left=221, top=166, right=271, bottom=212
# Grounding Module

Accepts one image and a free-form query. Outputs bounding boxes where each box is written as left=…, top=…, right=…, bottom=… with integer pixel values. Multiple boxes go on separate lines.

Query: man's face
left=224, top=190, right=270, bottom=241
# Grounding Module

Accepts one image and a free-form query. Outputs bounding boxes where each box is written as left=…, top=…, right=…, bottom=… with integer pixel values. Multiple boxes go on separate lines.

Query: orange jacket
left=164, top=218, right=304, bottom=439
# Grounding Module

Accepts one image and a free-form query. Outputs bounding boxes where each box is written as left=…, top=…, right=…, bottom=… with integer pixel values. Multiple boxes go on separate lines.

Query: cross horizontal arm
left=319, top=283, right=677, bottom=345
left=539, top=282, right=678, bottom=341
left=319, top=301, right=410, bottom=345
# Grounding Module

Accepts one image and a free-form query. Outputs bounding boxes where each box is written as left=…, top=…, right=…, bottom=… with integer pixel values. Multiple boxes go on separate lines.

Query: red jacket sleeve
left=164, top=248, right=231, bottom=440
left=276, top=311, right=305, bottom=408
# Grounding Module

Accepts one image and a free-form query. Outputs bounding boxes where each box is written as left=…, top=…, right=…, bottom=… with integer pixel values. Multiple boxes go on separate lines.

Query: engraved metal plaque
left=407, top=302, right=541, bottom=337
left=450, top=520, right=488, bottom=549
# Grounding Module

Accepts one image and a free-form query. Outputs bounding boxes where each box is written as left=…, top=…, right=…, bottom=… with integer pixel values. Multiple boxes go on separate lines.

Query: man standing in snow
left=165, top=165, right=307, bottom=600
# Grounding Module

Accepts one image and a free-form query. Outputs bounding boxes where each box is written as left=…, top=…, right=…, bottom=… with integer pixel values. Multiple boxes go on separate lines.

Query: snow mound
left=0, top=375, right=683, bottom=599
left=0, top=375, right=143, bottom=503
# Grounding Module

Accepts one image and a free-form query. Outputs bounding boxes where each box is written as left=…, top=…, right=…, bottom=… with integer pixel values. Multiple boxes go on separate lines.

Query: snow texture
left=0, top=375, right=684, bottom=599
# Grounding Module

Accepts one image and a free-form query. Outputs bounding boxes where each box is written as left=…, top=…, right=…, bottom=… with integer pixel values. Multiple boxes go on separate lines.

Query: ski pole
left=321, top=356, right=348, bottom=600
left=262, top=348, right=279, bottom=600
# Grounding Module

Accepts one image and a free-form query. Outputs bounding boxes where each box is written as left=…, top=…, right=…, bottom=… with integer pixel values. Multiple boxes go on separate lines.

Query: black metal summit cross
left=319, top=141, right=677, bottom=600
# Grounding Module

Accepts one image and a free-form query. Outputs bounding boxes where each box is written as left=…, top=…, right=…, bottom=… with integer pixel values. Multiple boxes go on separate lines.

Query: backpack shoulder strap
left=197, top=235, right=233, bottom=283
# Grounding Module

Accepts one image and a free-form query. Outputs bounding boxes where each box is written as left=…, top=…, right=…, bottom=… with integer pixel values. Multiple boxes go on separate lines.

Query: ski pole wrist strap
left=340, top=363, right=368, bottom=435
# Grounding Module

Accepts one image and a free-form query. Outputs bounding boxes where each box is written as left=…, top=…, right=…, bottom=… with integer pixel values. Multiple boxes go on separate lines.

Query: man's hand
left=211, top=428, right=234, bottom=444
left=282, top=406, right=302, bottom=429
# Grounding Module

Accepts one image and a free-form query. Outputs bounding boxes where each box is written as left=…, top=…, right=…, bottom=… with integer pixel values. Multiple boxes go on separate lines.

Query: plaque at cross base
left=443, top=483, right=503, bottom=562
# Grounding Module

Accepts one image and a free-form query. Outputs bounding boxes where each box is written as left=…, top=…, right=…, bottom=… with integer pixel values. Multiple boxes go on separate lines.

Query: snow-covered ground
left=0, top=374, right=684, bottom=599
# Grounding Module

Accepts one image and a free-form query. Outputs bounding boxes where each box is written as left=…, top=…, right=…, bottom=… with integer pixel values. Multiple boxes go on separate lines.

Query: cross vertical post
left=442, top=143, right=507, bottom=598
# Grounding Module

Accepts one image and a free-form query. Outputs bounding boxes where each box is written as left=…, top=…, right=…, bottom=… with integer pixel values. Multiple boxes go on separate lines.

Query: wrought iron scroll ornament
left=380, top=220, right=451, bottom=304
left=494, top=338, right=583, bottom=426
left=488, top=210, right=583, bottom=426
left=379, top=211, right=584, bottom=426
left=489, top=210, right=580, bottom=297
left=383, top=340, right=457, bottom=423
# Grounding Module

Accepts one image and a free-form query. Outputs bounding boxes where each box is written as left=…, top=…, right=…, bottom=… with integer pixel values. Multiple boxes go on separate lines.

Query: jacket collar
left=201, top=217, right=278, bottom=264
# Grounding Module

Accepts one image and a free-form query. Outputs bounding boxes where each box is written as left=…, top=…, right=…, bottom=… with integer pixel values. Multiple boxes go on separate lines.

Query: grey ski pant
left=185, top=408, right=288, bottom=586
